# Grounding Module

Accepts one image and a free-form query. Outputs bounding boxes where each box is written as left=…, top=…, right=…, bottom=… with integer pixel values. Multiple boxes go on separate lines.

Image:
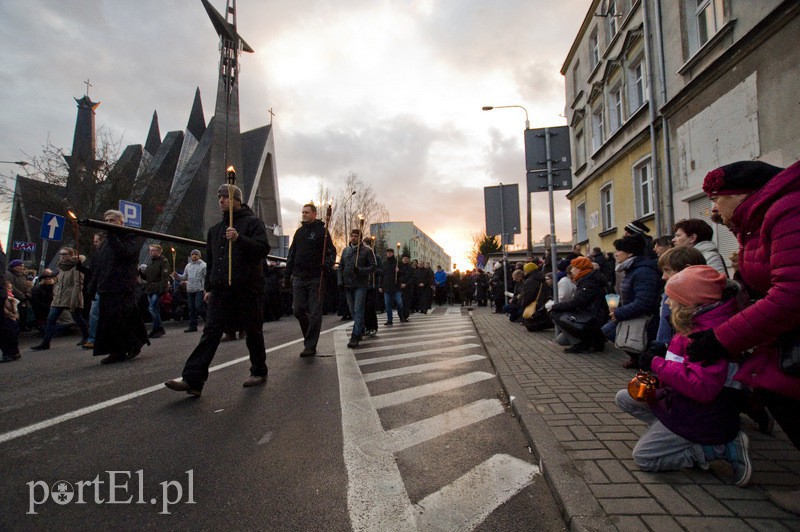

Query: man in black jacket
left=379, top=247, right=404, bottom=325
left=284, top=203, right=336, bottom=357
left=165, top=185, right=271, bottom=396
left=338, top=229, right=377, bottom=348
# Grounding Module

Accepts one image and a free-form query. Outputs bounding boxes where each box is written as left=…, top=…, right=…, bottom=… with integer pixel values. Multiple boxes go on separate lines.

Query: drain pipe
left=653, top=0, right=674, bottom=231
left=641, top=0, right=663, bottom=236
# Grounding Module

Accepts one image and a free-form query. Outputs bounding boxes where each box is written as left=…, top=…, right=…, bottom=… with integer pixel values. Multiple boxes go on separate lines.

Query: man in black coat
left=397, top=254, right=413, bottom=321
left=92, top=210, right=150, bottom=364
left=285, top=203, right=336, bottom=357
left=165, top=185, right=271, bottom=396
left=379, top=247, right=404, bottom=325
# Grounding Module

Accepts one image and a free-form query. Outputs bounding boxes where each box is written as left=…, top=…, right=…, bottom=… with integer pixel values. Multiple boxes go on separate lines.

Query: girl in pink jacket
left=616, top=266, right=751, bottom=486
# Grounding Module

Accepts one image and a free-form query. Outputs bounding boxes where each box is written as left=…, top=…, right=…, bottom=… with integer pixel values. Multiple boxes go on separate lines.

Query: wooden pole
left=226, top=166, right=236, bottom=286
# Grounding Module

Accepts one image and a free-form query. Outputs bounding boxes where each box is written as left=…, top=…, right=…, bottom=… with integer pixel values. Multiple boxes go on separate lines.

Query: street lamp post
left=482, top=105, right=533, bottom=259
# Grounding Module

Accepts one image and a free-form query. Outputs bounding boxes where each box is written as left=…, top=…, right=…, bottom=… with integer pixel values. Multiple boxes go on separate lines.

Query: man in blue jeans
left=142, top=244, right=170, bottom=338
left=171, top=249, right=207, bottom=332
left=338, top=229, right=376, bottom=348
left=379, top=247, right=404, bottom=325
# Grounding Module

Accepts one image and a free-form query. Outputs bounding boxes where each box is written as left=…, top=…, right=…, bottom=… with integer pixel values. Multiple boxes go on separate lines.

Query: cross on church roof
left=84, top=78, right=93, bottom=96
left=268, top=107, right=276, bottom=124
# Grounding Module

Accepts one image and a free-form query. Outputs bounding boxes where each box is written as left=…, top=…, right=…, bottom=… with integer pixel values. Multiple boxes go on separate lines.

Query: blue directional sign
left=40, top=212, right=65, bottom=241
left=119, top=200, right=142, bottom=228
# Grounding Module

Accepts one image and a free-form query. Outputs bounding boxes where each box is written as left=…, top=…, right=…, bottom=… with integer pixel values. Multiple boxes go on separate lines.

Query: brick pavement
left=469, top=305, right=800, bottom=531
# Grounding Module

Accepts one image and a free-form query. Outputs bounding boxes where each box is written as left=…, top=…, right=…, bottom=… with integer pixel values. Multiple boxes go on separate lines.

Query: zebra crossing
left=335, top=309, right=541, bottom=531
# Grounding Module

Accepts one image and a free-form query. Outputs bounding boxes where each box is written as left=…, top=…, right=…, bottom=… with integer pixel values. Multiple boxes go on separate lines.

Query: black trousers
left=182, top=288, right=266, bottom=389
left=364, top=288, right=378, bottom=332
left=762, top=390, right=800, bottom=449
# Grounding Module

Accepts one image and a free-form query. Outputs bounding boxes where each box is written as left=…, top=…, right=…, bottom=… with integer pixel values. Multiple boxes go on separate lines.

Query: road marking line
left=354, top=336, right=476, bottom=354
left=382, top=399, right=505, bottom=453
left=0, top=325, right=346, bottom=446
left=335, top=331, right=418, bottom=531
left=370, top=372, right=496, bottom=410
left=361, top=330, right=473, bottom=344
left=369, top=327, right=472, bottom=340
left=362, top=355, right=486, bottom=382
left=415, top=454, right=540, bottom=531
left=357, top=344, right=481, bottom=366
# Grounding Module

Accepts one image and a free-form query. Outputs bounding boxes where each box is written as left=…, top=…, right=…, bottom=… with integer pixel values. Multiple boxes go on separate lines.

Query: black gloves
left=639, top=342, right=667, bottom=371
left=687, top=329, right=729, bottom=366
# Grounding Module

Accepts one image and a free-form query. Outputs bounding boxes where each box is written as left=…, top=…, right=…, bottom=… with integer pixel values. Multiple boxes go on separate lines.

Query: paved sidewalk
left=469, top=306, right=800, bottom=531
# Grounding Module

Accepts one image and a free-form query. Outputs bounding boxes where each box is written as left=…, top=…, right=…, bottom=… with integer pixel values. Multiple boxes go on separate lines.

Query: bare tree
left=467, top=230, right=501, bottom=269
left=328, top=172, right=389, bottom=255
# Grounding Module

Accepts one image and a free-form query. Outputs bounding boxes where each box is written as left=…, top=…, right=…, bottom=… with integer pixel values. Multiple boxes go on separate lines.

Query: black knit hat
left=702, top=161, right=784, bottom=196
left=624, top=220, right=650, bottom=236
left=613, top=234, right=646, bottom=256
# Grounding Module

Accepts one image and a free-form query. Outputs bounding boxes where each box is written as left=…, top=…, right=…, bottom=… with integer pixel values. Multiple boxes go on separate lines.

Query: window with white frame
left=600, top=183, right=614, bottom=230
left=627, top=57, right=646, bottom=113
left=589, top=29, right=600, bottom=70
left=576, top=202, right=587, bottom=243
left=591, top=104, right=605, bottom=152
left=575, top=127, right=586, bottom=168
left=608, top=84, right=623, bottom=133
left=633, top=158, right=654, bottom=218
left=606, top=1, right=619, bottom=42
left=687, top=0, right=724, bottom=54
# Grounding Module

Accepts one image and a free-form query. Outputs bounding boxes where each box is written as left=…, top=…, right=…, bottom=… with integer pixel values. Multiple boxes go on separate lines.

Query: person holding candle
left=603, top=234, right=662, bottom=368
left=339, top=228, right=377, bottom=348
left=165, top=183, right=271, bottom=396
left=285, top=203, right=336, bottom=357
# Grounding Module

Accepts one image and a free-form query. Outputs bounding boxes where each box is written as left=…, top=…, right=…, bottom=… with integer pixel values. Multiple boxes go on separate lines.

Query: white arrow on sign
left=47, top=216, right=60, bottom=239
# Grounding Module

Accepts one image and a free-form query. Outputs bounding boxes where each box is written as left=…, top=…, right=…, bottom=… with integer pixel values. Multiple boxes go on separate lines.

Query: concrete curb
left=472, top=312, right=616, bottom=532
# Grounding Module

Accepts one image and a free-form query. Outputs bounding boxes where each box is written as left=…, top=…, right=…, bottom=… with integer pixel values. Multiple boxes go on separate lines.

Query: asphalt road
left=0, top=307, right=565, bottom=531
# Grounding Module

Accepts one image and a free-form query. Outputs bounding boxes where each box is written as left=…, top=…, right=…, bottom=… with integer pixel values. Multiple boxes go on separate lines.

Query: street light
left=342, top=190, right=357, bottom=238
left=482, top=105, right=532, bottom=257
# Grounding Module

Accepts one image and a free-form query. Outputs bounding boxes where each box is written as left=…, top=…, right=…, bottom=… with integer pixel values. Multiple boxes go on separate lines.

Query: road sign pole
left=499, top=183, right=508, bottom=296
left=38, top=239, right=49, bottom=276
left=545, top=127, right=559, bottom=304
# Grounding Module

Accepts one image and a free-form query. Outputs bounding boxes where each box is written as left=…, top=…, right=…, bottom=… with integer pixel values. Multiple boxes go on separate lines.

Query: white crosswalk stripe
left=337, top=310, right=540, bottom=531
left=362, top=354, right=486, bottom=382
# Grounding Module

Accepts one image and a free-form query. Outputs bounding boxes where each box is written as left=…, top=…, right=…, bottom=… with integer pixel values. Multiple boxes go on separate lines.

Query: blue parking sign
left=40, top=212, right=65, bottom=241
left=119, top=200, right=142, bottom=228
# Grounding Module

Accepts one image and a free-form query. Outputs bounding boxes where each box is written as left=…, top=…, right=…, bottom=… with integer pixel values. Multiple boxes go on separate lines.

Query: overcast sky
left=0, top=0, right=586, bottom=268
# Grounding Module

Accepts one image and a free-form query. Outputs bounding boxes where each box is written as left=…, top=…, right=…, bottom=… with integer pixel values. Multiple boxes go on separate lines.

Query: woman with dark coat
left=687, top=162, right=800, bottom=510
left=602, top=234, right=661, bottom=368
left=549, top=257, right=608, bottom=353
left=475, top=269, right=489, bottom=307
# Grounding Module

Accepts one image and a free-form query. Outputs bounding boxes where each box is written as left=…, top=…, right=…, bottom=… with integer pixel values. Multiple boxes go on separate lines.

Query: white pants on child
left=615, top=389, right=708, bottom=472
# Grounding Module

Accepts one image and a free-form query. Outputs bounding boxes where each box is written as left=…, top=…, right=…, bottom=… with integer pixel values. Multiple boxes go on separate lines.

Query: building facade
left=561, top=0, right=800, bottom=263
left=369, top=222, right=452, bottom=272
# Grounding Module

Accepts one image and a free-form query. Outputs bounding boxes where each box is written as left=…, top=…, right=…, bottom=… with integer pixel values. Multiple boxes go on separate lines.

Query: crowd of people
left=2, top=160, right=799, bottom=509
left=489, top=160, right=800, bottom=501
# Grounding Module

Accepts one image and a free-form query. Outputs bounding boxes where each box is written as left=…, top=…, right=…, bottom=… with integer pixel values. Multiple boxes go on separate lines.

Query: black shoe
left=0, top=357, right=14, bottom=363
left=300, top=348, right=316, bottom=357
left=149, top=328, right=166, bottom=339
left=125, top=344, right=143, bottom=360
left=30, top=344, right=50, bottom=351
left=347, top=337, right=360, bottom=348
left=184, top=326, right=198, bottom=333
left=400, top=318, right=409, bottom=323
left=164, top=379, right=202, bottom=397
left=100, top=353, right=126, bottom=365
left=384, top=321, right=394, bottom=326
left=76, top=339, right=87, bottom=346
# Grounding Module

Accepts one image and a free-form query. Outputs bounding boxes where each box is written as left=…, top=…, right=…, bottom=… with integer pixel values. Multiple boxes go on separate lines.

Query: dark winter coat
left=338, top=243, right=377, bottom=288
left=715, top=160, right=800, bottom=399
left=143, top=254, right=170, bottom=295
left=613, top=257, right=661, bottom=321
left=381, top=255, right=401, bottom=293
left=519, top=270, right=545, bottom=308
left=93, top=231, right=140, bottom=294
left=475, top=272, right=489, bottom=300
left=397, top=261, right=413, bottom=287
left=550, top=269, right=608, bottom=326
left=205, top=205, right=271, bottom=293
left=285, top=219, right=336, bottom=280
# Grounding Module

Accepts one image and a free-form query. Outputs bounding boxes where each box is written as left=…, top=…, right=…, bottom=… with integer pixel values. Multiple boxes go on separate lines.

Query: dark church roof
left=144, top=111, right=161, bottom=155
left=240, top=124, right=271, bottom=198
left=187, top=88, right=206, bottom=141
left=201, top=0, right=254, bottom=53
